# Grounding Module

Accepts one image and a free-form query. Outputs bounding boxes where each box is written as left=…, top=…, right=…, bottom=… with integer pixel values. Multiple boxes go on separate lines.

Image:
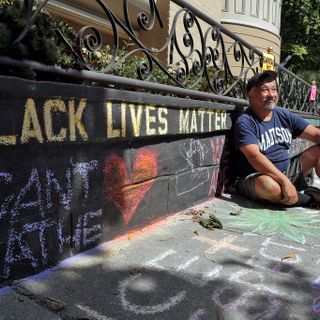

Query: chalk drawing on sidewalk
left=212, top=286, right=253, bottom=310
left=205, top=266, right=223, bottom=280
left=188, top=308, right=207, bottom=320
left=312, top=296, right=320, bottom=313
left=76, top=304, right=114, bottom=320
left=145, top=249, right=221, bottom=288
left=193, top=235, right=249, bottom=255
left=218, top=203, right=320, bottom=244
left=118, top=273, right=186, bottom=314
left=212, top=286, right=281, bottom=318
left=313, top=275, right=320, bottom=289
left=212, top=262, right=282, bottom=316
left=175, top=139, right=210, bottom=196
left=177, top=256, right=200, bottom=271
left=313, top=259, right=320, bottom=289
left=145, top=249, right=177, bottom=270
left=259, top=238, right=305, bottom=264
left=252, top=296, right=281, bottom=320
left=229, top=268, right=280, bottom=295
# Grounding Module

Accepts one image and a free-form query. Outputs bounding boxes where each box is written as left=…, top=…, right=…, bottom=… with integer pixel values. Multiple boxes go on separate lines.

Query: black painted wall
left=0, top=76, right=318, bottom=287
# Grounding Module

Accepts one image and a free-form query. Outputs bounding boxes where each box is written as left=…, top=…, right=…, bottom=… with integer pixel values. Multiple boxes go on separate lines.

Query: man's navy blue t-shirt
left=233, top=107, right=309, bottom=177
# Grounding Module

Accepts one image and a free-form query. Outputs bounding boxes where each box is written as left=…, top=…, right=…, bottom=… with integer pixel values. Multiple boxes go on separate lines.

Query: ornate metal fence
left=277, top=64, right=314, bottom=113
left=0, top=0, right=314, bottom=112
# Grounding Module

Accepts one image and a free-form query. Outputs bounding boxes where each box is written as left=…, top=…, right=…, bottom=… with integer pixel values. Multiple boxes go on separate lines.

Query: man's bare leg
left=254, top=175, right=284, bottom=205
left=254, top=174, right=313, bottom=207
left=301, top=145, right=320, bottom=177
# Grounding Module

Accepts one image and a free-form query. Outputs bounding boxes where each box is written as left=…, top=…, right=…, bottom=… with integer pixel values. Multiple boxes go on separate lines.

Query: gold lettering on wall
left=179, top=108, right=228, bottom=133
left=1, top=98, right=229, bottom=145
left=215, top=110, right=221, bottom=130
left=20, top=98, right=44, bottom=144
left=0, top=135, right=17, bottom=145
left=179, top=109, right=190, bottom=134
left=106, top=102, right=120, bottom=138
left=221, top=110, right=227, bottom=129
left=69, top=99, right=88, bottom=141
left=106, top=102, right=169, bottom=138
left=121, top=103, right=126, bottom=137
left=198, top=109, right=206, bottom=132
left=158, top=108, right=168, bottom=135
left=44, top=99, right=67, bottom=142
left=146, top=105, right=156, bottom=135
left=207, top=110, right=215, bottom=131
left=130, top=104, right=143, bottom=137
left=190, top=109, right=198, bottom=133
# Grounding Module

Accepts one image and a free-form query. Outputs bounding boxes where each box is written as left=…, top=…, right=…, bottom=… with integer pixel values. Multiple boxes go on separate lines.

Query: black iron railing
left=0, top=0, right=315, bottom=112
left=277, top=64, right=314, bottom=113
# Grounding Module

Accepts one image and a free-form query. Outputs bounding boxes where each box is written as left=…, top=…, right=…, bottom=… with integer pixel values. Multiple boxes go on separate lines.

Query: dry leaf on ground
left=44, top=297, right=66, bottom=311
left=159, top=237, right=174, bottom=241
left=199, top=213, right=223, bottom=230
left=204, top=253, right=215, bottom=263
left=184, top=209, right=205, bottom=222
left=281, top=251, right=297, bottom=261
left=230, top=209, right=242, bottom=216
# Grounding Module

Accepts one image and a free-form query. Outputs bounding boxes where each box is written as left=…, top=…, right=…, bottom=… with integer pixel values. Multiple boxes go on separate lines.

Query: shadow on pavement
left=5, top=244, right=319, bottom=320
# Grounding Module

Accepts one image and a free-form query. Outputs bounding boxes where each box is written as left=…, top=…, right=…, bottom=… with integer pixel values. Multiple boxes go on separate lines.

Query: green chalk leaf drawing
left=216, top=203, right=320, bottom=244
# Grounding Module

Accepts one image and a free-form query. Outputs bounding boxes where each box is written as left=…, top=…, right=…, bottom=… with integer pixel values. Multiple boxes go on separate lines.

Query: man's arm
left=299, top=124, right=320, bottom=143
left=240, top=144, right=298, bottom=205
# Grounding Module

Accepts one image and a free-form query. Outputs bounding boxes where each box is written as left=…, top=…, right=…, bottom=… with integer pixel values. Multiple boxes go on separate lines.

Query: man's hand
left=279, top=178, right=298, bottom=205
left=240, top=144, right=299, bottom=206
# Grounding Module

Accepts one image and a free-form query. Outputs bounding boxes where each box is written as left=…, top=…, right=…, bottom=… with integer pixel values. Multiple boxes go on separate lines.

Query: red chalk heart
left=103, top=148, right=158, bottom=224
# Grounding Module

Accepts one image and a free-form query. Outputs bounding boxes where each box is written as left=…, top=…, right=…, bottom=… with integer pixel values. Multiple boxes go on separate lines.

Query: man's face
left=247, top=80, right=278, bottom=111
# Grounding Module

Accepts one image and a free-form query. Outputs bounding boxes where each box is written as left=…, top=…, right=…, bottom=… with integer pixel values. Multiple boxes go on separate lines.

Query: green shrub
left=0, top=0, right=77, bottom=68
left=0, top=0, right=240, bottom=96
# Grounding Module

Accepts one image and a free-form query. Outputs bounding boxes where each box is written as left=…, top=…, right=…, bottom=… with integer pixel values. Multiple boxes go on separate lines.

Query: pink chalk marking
left=313, top=296, right=320, bottom=313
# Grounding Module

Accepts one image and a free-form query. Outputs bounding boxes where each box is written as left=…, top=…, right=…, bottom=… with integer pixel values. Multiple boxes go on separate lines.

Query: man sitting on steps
left=233, top=71, right=320, bottom=208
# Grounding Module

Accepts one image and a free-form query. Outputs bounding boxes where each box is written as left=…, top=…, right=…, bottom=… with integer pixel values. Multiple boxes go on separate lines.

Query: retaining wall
left=0, top=75, right=317, bottom=287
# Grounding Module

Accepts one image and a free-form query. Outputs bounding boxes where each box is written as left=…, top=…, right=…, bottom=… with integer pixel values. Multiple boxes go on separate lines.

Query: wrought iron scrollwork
left=124, top=0, right=163, bottom=33
left=13, top=0, right=50, bottom=45
left=276, top=65, right=313, bottom=113
left=1, top=0, right=314, bottom=111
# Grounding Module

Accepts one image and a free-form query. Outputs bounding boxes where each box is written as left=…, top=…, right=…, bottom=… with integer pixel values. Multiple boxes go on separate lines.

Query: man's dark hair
left=246, top=71, right=277, bottom=93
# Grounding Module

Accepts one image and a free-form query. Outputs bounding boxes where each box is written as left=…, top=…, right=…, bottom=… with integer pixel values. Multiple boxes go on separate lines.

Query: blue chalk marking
left=313, top=296, right=320, bottom=313
left=0, top=285, right=12, bottom=296
left=0, top=239, right=109, bottom=293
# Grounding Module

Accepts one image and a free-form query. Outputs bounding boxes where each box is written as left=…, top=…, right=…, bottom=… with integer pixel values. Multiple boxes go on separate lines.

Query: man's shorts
left=235, top=155, right=309, bottom=202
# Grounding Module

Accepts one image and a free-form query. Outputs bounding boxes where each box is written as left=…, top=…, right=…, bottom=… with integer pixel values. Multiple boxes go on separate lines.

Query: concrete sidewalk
left=1, top=183, right=320, bottom=319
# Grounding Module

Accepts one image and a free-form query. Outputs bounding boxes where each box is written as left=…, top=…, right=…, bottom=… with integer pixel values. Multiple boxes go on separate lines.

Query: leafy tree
left=280, top=0, right=320, bottom=76
left=0, top=0, right=77, bottom=68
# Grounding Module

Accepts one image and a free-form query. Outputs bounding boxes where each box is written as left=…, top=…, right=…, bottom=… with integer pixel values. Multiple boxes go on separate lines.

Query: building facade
left=46, top=0, right=281, bottom=67
left=221, top=0, right=282, bottom=63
